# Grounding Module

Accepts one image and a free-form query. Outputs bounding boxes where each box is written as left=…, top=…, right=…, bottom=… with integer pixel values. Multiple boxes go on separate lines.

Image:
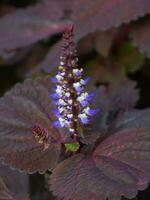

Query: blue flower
left=51, top=25, right=97, bottom=137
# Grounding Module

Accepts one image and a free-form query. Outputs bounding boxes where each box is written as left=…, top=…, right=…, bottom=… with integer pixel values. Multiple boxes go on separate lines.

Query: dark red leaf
left=94, top=128, right=150, bottom=198
left=130, top=18, right=150, bottom=58
left=0, top=162, right=30, bottom=199
left=0, top=77, right=61, bottom=173
left=50, top=128, right=150, bottom=200
left=0, top=1, right=67, bottom=51
left=73, top=0, right=150, bottom=39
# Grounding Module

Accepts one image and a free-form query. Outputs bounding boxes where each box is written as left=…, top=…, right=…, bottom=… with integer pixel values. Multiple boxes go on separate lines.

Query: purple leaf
left=0, top=0, right=150, bottom=56
left=73, top=0, right=150, bottom=39
left=0, top=1, right=68, bottom=52
left=0, top=162, right=30, bottom=200
left=50, top=128, right=150, bottom=200
left=0, top=77, right=61, bottom=173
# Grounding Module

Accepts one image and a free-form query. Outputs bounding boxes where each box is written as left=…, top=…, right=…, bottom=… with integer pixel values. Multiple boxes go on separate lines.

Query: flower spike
left=52, top=25, right=96, bottom=138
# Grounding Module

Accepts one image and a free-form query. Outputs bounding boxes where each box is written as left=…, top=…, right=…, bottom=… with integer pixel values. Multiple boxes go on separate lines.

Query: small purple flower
left=51, top=25, right=97, bottom=138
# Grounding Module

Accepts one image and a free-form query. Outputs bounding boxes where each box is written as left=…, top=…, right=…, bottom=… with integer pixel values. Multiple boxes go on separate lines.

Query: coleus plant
left=0, top=25, right=150, bottom=200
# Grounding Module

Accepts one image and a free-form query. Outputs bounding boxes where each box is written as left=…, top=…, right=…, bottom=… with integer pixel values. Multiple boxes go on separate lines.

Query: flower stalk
left=53, top=25, right=97, bottom=139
